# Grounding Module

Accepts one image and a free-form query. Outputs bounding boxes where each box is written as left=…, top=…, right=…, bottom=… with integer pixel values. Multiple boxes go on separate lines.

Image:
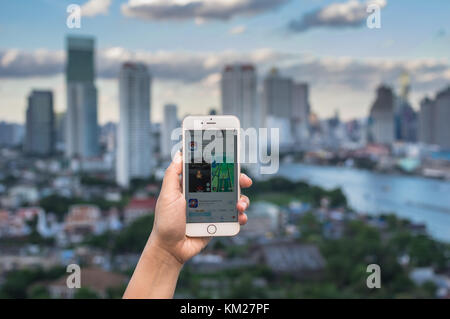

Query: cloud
left=201, top=72, right=221, bottom=87
left=81, top=0, right=112, bottom=17
left=229, top=25, right=246, bottom=35
left=0, top=47, right=288, bottom=83
left=0, top=49, right=64, bottom=77
left=121, top=0, right=290, bottom=21
left=280, top=55, right=450, bottom=93
left=1, top=47, right=449, bottom=97
left=288, top=0, right=387, bottom=32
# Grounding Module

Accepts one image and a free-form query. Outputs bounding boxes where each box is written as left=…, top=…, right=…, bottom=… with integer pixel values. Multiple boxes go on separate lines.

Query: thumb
left=161, top=151, right=183, bottom=194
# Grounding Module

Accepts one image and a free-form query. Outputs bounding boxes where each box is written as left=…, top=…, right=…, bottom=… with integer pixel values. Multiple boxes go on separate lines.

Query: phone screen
left=185, top=129, right=238, bottom=223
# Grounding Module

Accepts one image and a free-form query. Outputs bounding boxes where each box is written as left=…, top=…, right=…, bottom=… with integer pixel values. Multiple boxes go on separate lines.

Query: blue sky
left=0, top=0, right=449, bottom=123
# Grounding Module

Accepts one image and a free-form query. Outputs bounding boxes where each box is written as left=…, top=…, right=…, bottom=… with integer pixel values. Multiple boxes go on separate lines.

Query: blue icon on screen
left=189, top=198, right=198, bottom=208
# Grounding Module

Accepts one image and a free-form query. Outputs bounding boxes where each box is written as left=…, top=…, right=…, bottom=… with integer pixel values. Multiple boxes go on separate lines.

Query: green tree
left=0, top=266, right=65, bottom=299
left=112, top=214, right=154, bottom=254
left=28, top=285, right=51, bottom=299
left=106, top=284, right=127, bottom=299
left=74, top=287, right=100, bottom=299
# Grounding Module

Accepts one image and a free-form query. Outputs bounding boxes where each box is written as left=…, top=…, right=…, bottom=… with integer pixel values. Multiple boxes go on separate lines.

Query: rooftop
left=126, top=197, right=157, bottom=210
left=256, top=242, right=326, bottom=274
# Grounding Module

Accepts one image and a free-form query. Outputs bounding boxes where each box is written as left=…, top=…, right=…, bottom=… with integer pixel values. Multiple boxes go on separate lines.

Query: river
left=276, top=163, right=450, bottom=243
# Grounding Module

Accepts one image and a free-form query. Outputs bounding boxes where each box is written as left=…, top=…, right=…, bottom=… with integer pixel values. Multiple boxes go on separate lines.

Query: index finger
left=239, top=173, right=252, bottom=189
left=161, top=151, right=182, bottom=193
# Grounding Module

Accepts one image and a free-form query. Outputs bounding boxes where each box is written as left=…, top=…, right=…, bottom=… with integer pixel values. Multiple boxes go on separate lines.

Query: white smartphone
left=182, top=115, right=241, bottom=237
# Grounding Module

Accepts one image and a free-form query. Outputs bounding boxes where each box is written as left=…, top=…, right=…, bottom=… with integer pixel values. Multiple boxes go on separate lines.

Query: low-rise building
left=0, top=210, right=11, bottom=237
left=0, top=254, right=59, bottom=273
left=241, top=202, right=282, bottom=239
left=123, top=197, right=157, bottom=225
left=252, top=241, right=325, bottom=278
left=63, top=205, right=102, bottom=243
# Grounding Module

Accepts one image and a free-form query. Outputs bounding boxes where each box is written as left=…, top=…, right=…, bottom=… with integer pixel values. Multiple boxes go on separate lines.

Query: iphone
left=182, top=115, right=240, bottom=237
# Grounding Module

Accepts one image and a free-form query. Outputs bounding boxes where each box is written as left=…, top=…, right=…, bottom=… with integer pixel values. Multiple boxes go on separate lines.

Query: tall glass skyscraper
left=65, top=36, right=99, bottom=158
left=221, top=64, right=259, bottom=130
left=25, top=90, right=54, bottom=155
left=263, top=68, right=293, bottom=119
left=116, top=62, right=153, bottom=188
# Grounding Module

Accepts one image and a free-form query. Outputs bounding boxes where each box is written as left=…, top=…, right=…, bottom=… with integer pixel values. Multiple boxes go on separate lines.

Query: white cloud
left=280, top=55, right=450, bottom=97
left=0, top=49, right=64, bottom=77
left=0, top=47, right=286, bottom=82
left=1, top=47, right=448, bottom=97
left=229, top=25, right=246, bottom=35
left=289, top=0, right=387, bottom=32
left=121, top=0, right=290, bottom=21
left=201, top=72, right=221, bottom=87
left=194, top=17, right=206, bottom=25
left=81, top=0, right=112, bottom=17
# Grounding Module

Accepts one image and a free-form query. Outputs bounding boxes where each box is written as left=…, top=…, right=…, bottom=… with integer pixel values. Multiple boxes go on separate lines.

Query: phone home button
left=207, top=224, right=217, bottom=235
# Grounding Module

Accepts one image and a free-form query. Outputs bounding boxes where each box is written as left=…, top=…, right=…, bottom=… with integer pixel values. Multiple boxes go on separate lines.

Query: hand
left=147, top=151, right=252, bottom=265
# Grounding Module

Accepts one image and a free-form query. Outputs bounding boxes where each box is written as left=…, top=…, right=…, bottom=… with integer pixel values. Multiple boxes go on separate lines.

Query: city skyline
left=1, top=0, right=450, bottom=124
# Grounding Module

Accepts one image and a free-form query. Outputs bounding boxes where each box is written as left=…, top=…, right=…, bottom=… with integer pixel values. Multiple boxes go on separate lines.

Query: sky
left=0, top=0, right=449, bottom=124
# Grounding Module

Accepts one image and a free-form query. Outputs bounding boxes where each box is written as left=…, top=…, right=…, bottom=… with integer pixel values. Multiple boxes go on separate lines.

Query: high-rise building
left=369, top=85, right=395, bottom=145
left=24, top=90, right=54, bottom=155
left=0, top=122, right=23, bottom=147
left=263, top=68, right=293, bottom=119
left=291, top=82, right=310, bottom=143
left=395, top=72, right=418, bottom=142
left=100, top=122, right=117, bottom=153
left=419, top=87, right=450, bottom=149
left=221, top=64, right=258, bottom=129
left=116, top=63, right=153, bottom=188
left=419, top=97, right=435, bottom=145
left=434, top=87, right=450, bottom=150
left=160, top=104, right=179, bottom=159
left=262, top=68, right=300, bottom=148
left=65, top=36, right=99, bottom=158
left=395, top=102, right=418, bottom=142
left=54, top=112, right=66, bottom=152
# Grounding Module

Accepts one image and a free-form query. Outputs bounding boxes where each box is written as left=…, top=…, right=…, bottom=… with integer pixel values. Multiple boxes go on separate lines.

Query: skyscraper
left=65, top=36, right=99, bottom=158
left=262, top=68, right=297, bottom=148
left=24, top=90, right=54, bottom=155
left=221, top=64, right=258, bottom=129
left=434, top=87, right=450, bottom=150
left=54, top=112, right=66, bottom=152
left=263, top=68, right=293, bottom=119
left=419, top=87, right=450, bottom=149
left=116, top=62, right=153, bottom=188
left=419, top=97, right=435, bottom=145
left=395, top=72, right=418, bottom=142
left=369, top=85, right=395, bottom=145
left=160, top=104, right=179, bottom=159
left=291, top=82, right=310, bottom=143
left=0, top=122, right=23, bottom=147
